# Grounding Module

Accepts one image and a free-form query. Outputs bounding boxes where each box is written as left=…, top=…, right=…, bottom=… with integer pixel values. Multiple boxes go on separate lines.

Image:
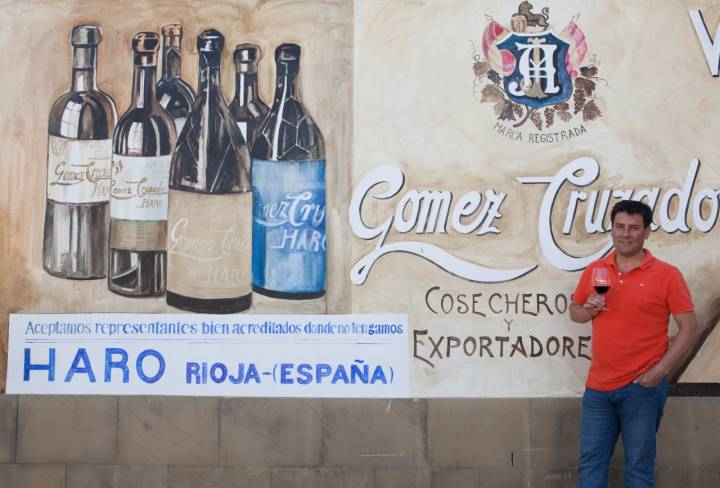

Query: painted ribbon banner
left=6, top=314, right=409, bottom=397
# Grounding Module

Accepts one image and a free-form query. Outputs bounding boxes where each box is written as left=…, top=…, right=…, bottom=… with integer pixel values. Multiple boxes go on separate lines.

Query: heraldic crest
left=473, top=2, right=603, bottom=131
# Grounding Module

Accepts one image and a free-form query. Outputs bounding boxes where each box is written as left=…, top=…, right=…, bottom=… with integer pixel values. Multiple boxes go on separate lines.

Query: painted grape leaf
left=495, top=101, right=515, bottom=121
left=583, top=100, right=601, bottom=121
left=580, top=66, right=598, bottom=78
left=473, top=61, right=491, bottom=77
left=575, top=77, right=596, bottom=97
left=481, top=84, right=506, bottom=104
left=557, top=110, right=572, bottom=122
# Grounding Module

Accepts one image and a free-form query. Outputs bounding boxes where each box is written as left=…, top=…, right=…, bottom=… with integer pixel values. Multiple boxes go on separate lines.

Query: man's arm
left=634, top=311, right=700, bottom=387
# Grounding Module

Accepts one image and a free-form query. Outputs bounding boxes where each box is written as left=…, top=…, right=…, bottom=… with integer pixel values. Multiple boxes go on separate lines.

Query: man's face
left=611, top=211, right=650, bottom=257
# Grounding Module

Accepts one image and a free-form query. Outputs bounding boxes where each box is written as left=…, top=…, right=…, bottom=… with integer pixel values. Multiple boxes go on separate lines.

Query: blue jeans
left=579, top=379, right=668, bottom=488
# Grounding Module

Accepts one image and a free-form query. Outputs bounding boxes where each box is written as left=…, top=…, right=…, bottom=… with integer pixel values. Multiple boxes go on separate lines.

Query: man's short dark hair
left=610, top=200, right=652, bottom=228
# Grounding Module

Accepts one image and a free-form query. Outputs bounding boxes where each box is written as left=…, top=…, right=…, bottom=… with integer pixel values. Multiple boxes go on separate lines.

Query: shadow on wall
left=672, top=297, right=720, bottom=395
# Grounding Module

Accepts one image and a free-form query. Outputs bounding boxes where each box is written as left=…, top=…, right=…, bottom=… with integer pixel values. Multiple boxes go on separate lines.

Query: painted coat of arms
left=473, top=2, right=603, bottom=140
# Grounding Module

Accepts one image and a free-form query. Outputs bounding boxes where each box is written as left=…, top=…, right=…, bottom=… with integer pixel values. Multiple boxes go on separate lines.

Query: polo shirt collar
left=601, top=248, right=656, bottom=271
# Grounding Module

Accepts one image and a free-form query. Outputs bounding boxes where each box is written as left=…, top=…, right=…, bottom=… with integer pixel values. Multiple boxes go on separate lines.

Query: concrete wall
left=0, top=395, right=718, bottom=487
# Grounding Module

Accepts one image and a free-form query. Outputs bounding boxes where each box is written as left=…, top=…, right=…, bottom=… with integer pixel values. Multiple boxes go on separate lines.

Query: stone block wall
left=0, top=395, right=718, bottom=487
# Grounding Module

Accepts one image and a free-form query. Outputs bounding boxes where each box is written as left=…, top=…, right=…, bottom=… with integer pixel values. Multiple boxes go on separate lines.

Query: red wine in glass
left=591, top=267, right=611, bottom=310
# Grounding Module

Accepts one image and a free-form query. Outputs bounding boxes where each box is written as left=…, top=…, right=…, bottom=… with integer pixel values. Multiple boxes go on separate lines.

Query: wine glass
left=591, top=267, right=611, bottom=311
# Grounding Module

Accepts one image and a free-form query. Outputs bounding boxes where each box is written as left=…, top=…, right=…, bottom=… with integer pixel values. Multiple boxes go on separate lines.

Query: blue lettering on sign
left=297, top=363, right=313, bottom=384
left=210, top=363, right=228, bottom=382
left=105, top=348, right=130, bottom=383
left=371, top=366, right=388, bottom=384
left=332, top=365, right=349, bottom=384
left=185, top=362, right=262, bottom=384
left=280, top=363, right=294, bottom=384
left=136, top=349, right=165, bottom=384
left=277, top=361, right=391, bottom=385
left=23, top=347, right=55, bottom=381
left=252, top=159, right=326, bottom=294
left=316, top=363, right=332, bottom=383
left=23, top=347, right=165, bottom=384
left=64, top=348, right=96, bottom=382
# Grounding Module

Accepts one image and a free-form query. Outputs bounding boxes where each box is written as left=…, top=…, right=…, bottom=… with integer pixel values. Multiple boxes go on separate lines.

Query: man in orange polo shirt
left=570, top=200, right=699, bottom=488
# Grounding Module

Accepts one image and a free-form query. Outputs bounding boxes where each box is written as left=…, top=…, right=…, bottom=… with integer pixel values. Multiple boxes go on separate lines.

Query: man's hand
left=633, top=363, right=667, bottom=387
left=569, top=294, right=606, bottom=323
left=633, top=311, right=700, bottom=387
left=583, top=294, right=605, bottom=315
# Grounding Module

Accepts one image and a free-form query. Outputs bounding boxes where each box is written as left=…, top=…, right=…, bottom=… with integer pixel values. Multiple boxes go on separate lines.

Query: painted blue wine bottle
left=252, top=43, right=326, bottom=299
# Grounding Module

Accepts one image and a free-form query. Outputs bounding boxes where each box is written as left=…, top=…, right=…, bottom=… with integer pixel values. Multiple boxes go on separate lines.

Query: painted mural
left=1, top=0, right=719, bottom=397
left=350, top=0, right=720, bottom=397
left=42, top=24, right=325, bottom=310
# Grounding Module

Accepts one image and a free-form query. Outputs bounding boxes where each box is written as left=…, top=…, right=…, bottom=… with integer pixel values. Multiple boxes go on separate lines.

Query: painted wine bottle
left=157, top=24, right=195, bottom=137
left=229, top=44, right=269, bottom=151
left=109, top=32, right=176, bottom=297
left=166, top=29, right=253, bottom=313
left=252, top=43, right=326, bottom=299
left=43, top=25, right=117, bottom=279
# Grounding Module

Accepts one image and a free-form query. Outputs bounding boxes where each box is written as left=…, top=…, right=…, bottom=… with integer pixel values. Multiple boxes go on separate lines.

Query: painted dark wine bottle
left=109, top=32, right=176, bottom=297
left=43, top=25, right=117, bottom=279
left=166, top=29, right=253, bottom=313
left=229, top=43, right=269, bottom=151
left=157, top=24, right=195, bottom=137
left=251, top=43, right=327, bottom=300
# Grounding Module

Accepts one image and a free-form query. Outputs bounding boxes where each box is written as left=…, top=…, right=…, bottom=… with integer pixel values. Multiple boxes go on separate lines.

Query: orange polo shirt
left=572, top=249, right=694, bottom=391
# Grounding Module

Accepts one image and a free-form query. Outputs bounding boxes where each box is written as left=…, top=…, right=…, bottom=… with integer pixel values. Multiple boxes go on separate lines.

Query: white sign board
left=7, top=314, right=409, bottom=397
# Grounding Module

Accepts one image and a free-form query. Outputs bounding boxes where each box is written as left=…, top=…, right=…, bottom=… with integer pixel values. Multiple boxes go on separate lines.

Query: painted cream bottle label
left=110, top=154, right=172, bottom=220
left=167, top=190, right=252, bottom=299
left=46, top=136, right=112, bottom=203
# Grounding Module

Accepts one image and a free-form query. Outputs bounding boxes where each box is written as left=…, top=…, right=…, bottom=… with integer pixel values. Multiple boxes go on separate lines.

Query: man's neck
left=615, top=249, right=645, bottom=273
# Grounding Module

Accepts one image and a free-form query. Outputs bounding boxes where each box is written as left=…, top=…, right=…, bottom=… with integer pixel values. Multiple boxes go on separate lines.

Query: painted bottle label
left=110, top=154, right=172, bottom=221
left=167, top=190, right=252, bottom=299
left=46, top=136, right=112, bottom=203
left=252, top=159, right=326, bottom=294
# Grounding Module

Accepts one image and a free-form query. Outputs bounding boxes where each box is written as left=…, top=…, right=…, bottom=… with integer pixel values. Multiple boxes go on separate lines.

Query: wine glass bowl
left=591, top=267, right=611, bottom=310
